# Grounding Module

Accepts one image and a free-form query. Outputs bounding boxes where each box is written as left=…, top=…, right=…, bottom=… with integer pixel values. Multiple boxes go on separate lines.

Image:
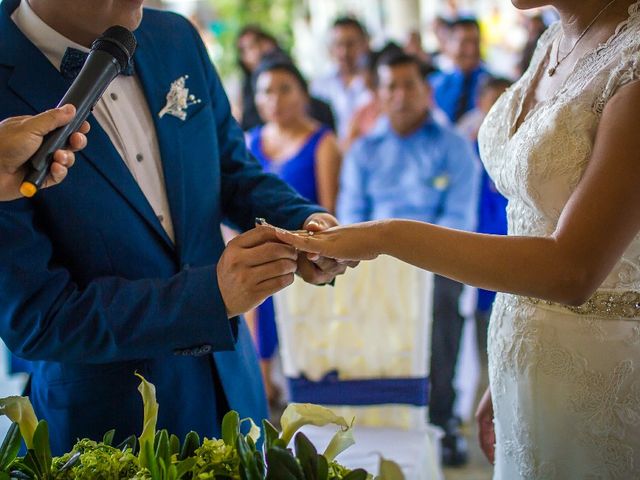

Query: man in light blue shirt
left=338, top=51, right=479, bottom=467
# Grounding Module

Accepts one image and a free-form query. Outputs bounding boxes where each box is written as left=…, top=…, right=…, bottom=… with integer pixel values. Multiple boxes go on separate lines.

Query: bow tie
left=60, top=47, right=135, bottom=80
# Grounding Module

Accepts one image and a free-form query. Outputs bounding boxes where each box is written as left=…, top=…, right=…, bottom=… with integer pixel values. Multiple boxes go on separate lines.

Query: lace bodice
left=479, top=2, right=640, bottom=291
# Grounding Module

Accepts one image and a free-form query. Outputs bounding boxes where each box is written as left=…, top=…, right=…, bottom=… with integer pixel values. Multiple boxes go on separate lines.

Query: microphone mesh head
left=91, top=26, right=137, bottom=71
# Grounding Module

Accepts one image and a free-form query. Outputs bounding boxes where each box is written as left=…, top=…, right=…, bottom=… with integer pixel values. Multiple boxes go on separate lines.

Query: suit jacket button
left=195, top=345, right=212, bottom=356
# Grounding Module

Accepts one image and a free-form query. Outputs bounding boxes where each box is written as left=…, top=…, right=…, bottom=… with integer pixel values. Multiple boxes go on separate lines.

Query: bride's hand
left=475, top=386, right=495, bottom=464
left=274, top=221, right=384, bottom=262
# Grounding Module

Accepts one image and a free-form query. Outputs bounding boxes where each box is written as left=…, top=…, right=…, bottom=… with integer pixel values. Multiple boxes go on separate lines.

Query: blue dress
left=247, top=125, right=331, bottom=359
left=474, top=141, right=508, bottom=312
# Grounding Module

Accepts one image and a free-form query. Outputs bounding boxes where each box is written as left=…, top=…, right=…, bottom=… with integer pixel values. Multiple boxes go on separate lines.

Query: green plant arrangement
left=0, top=374, right=404, bottom=480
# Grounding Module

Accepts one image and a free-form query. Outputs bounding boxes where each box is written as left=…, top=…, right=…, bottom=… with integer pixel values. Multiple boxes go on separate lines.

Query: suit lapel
left=133, top=28, right=186, bottom=257
left=1, top=0, right=175, bottom=251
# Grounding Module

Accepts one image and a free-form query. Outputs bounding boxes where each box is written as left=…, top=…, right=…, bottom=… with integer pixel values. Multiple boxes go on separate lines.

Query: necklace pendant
left=547, top=66, right=556, bottom=77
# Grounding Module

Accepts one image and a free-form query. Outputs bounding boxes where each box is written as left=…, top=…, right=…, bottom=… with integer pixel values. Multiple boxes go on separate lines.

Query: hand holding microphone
left=19, top=25, right=137, bottom=198
left=0, top=106, right=89, bottom=201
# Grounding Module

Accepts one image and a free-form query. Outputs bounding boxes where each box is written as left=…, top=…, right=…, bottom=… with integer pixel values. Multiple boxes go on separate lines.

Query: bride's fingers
left=274, top=228, right=322, bottom=253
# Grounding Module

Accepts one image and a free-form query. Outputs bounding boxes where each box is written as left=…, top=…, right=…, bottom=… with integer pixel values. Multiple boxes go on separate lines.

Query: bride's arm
left=381, top=80, right=640, bottom=305
left=278, top=80, right=640, bottom=306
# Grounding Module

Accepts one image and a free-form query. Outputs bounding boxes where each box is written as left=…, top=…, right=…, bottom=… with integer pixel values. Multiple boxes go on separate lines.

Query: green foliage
left=50, top=439, right=138, bottom=480
left=202, top=0, right=298, bottom=78
left=0, top=375, right=404, bottom=480
left=179, top=432, right=199, bottom=462
left=265, top=446, right=304, bottom=480
left=222, top=411, right=240, bottom=448
left=102, top=430, right=115, bottom=447
left=0, top=423, right=21, bottom=473
left=190, top=438, right=240, bottom=479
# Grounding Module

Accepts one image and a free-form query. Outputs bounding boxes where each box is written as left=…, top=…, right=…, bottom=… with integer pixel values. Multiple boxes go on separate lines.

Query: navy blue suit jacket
left=0, top=0, right=321, bottom=454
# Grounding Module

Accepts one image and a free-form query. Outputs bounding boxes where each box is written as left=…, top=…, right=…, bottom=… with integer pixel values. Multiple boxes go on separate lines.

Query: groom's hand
left=296, top=213, right=358, bottom=285
left=217, top=226, right=298, bottom=317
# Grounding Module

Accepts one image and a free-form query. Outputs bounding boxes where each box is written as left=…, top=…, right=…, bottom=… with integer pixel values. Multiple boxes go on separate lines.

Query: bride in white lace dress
left=274, top=1, right=640, bottom=477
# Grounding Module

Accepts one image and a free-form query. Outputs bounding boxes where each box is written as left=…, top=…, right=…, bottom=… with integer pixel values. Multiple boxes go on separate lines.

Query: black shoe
left=441, top=419, right=468, bottom=467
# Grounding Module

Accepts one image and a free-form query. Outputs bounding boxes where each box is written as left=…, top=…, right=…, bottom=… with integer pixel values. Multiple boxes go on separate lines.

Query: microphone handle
left=22, top=51, right=121, bottom=193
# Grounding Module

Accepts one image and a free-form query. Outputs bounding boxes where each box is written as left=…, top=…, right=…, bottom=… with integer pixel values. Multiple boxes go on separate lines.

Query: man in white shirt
left=311, top=16, right=372, bottom=140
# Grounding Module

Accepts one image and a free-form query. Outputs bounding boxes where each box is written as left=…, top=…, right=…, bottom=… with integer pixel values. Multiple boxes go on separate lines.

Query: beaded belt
left=525, top=290, right=640, bottom=319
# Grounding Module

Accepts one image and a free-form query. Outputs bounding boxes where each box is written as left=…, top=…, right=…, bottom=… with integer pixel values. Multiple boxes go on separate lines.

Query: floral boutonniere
left=433, top=174, right=450, bottom=190
left=158, top=75, right=201, bottom=121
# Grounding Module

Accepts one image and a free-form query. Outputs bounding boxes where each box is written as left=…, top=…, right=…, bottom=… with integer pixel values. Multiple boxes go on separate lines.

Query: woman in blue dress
left=246, top=58, right=342, bottom=406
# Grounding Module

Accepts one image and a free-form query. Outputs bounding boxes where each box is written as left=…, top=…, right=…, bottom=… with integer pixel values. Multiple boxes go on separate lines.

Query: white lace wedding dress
left=478, top=3, right=640, bottom=479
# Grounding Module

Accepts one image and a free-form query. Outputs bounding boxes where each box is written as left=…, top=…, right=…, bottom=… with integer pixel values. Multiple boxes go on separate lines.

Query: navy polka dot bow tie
left=60, top=47, right=135, bottom=80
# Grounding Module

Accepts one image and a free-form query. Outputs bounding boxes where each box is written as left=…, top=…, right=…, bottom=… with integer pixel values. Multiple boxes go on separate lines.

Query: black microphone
left=20, top=26, right=137, bottom=198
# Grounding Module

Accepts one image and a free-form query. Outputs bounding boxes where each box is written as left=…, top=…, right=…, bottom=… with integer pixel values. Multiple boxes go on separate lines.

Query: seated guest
left=337, top=51, right=480, bottom=466
left=404, top=30, right=433, bottom=71
left=247, top=58, right=342, bottom=406
left=430, top=16, right=455, bottom=73
left=429, top=17, right=490, bottom=124
left=311, top=16, right=372, bottom=140
left=236, top=25, right=335, bottom=132
left=343, top=42, right=404, bottom=152
left=457, top=76, right=512, bottom=141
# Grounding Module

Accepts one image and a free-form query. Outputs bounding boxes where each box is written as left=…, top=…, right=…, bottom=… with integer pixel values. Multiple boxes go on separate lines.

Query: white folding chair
left=274, top=255, right=443, bottom=480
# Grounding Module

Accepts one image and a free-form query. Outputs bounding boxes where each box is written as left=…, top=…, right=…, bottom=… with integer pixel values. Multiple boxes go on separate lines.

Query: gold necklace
left=548, top=0, right=618, bottom=76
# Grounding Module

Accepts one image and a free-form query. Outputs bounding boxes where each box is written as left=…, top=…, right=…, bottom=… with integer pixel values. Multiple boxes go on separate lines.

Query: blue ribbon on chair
left=288, top=371, right=429, bottom=407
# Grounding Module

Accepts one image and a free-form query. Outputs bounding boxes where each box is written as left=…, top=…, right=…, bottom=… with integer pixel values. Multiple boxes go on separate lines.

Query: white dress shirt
left=12, top=0, right=175, bottom=242
left=311, top=69, right=372, bottom=140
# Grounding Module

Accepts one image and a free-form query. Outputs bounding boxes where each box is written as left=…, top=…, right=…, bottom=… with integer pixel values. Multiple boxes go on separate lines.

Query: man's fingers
left=257, top=273, right=295, bottom=298
left=252, top=258, right=298, bottom=282
left=296, top=257, right=334, bottom=285
left=304, top=220, right=324, bottom=232
left=244, top=242, right=298, bottom=266
left=52, top=150, right=75, bottom=167
left=233, top=225, right=283, bottom=249
left=45, top=162, right=69, bottom=187
left=310, top=256, right=347, bottom=276
left=78, top=120, right=91, bottom=134
left=23, top=104, right=76, bottom=136
left=68, top=131, right=88, bottom=151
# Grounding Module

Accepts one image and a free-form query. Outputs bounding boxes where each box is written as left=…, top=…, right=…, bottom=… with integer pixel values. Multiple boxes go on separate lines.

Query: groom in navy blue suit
left=0, top=0, right=347, bottom=454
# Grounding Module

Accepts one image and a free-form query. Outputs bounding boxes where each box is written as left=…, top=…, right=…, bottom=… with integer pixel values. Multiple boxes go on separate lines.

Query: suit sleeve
left=186, top=23, right=324, bottom=232
left=0, top=199, right=236, bottom=364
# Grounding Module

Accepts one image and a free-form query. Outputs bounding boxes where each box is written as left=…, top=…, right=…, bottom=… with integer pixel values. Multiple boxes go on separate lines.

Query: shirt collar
left=370, top=114, right=437, bottom=140
left=453, top=64, right=485, bottom=78
left=329, top=67, right=367, bottom=92
left=11, top=0, right=89, bottom=73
